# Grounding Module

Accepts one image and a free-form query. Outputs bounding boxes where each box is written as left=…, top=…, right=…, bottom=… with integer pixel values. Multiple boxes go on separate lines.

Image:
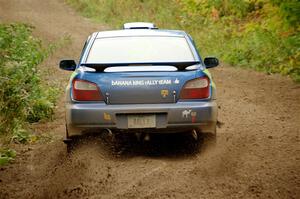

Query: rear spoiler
left=80, top=61, right=201, bottom=72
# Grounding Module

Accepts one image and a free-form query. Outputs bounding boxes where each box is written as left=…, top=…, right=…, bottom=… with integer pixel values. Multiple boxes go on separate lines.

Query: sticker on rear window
left=111, top=79, right=173, bottom=86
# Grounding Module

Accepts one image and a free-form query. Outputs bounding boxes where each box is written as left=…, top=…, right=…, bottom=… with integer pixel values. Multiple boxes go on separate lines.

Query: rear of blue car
left=60, top=23, right=219, bottom=141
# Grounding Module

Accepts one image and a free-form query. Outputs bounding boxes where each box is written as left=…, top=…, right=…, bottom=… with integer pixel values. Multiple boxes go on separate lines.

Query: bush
left=66, top=0, right=299, bottom=81
left=0, top=23, right=57, bottom=135
left=65, top=0, right=181, bottom=29
left=270, top=0, right=300, bottom=27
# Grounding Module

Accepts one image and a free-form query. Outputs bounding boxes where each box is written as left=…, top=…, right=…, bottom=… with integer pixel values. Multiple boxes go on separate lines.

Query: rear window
left=86, top=36, right=195, bottom=63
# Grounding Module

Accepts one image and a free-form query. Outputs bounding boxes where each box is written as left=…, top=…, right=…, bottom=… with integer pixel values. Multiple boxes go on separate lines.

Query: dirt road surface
left=0, top=0, right=299, bottom=198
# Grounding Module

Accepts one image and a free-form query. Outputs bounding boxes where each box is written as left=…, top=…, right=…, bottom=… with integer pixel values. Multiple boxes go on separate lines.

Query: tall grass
left=0, top=23, right=58, bottom=137
left=66, top=0, right=299, bottom=82
left=66, top=0, right=181, bottom=29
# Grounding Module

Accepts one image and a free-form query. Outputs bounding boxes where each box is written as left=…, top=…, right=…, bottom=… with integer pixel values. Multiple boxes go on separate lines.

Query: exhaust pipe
left=191, top=129, right=198, bottom=141
left=102, top=128, right=113, bottom=139
left=144, top=133, right=150, bottom=141
left=103, top=128, right=112, bottom=135
left=63, top=138, right=72, bottom=144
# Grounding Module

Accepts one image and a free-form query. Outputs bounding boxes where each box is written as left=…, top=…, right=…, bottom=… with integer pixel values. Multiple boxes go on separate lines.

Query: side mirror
left=59, top=60, right=77, bottom=71
left=204, top=57, right=219, bottom=68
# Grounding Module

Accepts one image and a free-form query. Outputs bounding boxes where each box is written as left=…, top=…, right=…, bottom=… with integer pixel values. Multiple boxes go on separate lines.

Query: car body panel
left=72, top=69, right=209, bottom=104
left=66, top=101, right=217, bottom=136
left=63, top=25, right=218, bottom=137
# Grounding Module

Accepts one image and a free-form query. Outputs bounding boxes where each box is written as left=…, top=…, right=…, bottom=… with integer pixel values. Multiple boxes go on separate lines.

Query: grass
left=0, top=148, right=16, bottom=166
left=0, top=23, right=57, bottom=135
left=66, top=0, right=300, bottom=82
left=0, top=23, right=68, bottom=165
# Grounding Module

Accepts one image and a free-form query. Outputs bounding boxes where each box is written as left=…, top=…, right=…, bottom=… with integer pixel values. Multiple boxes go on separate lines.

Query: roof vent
left=123, top=22, right=158, bottom=30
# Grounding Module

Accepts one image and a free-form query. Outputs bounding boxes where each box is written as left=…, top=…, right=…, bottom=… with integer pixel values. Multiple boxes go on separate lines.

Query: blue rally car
left=59, top=22, right=219, bottom=144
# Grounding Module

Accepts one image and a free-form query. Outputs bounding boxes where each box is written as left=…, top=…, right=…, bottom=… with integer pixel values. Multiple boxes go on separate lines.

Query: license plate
left=128, top=114, right=156, bottom=128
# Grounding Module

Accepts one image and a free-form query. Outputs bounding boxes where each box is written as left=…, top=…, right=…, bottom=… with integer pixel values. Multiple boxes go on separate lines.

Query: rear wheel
left=193, top=125, right=217, bottom=150
left=63, top=124, right=77, bottom=153
left=66, top=140, right=76, bottom=153
left=201, top=125, right=217, bottom=145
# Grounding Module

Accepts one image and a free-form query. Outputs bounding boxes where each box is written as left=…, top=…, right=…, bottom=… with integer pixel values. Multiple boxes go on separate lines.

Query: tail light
left=180, top=77, right=210, bottom=99
left=72, top=79, right=103, bottom=101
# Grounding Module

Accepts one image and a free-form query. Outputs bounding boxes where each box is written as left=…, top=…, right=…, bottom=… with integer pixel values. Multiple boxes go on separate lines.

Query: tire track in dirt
left=0, top=0, right=299, bottom=198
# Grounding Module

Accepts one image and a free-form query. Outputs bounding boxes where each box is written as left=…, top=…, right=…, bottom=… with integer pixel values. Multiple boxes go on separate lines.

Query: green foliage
left=221, top=24, right=299, bottom=75
left=179, top=0, right=300, bottom=80
left=66, top=0, right=299, bottom=81
left=0, top=23, right=58, bottom=136
left=65, top=0, right=181, bottom=29
left=11, top=127, right=31, bottom=144
left=0, top=148, right=16, bottom=166
left=180, top=0, right=253, bottom=18
left=270, top=0, right=300, bottom=27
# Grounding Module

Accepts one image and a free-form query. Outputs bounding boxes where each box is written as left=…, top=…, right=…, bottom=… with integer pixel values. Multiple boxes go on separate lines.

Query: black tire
left=196, top=126, right=217, bottom=151
left=66, top=141, right=74, bottom=153
left=64, top=124, right=78, bottom=153
left=202, top=125, right=217, bottom=143
left=201, top=132, right=216, bottom=146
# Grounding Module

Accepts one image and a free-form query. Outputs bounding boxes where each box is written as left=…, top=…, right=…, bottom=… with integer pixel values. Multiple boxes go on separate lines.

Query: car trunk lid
left=78, top=68, right=198, bottom=104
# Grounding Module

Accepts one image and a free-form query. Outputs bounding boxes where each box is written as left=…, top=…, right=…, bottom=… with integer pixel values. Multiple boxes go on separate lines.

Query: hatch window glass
left=87, top=36, right=195, bottom=63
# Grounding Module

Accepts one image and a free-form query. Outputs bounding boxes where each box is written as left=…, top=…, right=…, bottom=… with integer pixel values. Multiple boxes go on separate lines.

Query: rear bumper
left=66, top=101, right=217, bottom=137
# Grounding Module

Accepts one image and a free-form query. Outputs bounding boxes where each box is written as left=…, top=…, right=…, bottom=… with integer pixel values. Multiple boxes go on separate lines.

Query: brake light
left=72, top=79, right=103, bottom=101
left=180, top=77, right=210, bottom=99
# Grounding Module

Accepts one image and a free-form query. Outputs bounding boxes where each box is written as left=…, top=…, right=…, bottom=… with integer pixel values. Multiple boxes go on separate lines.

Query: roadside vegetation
left=0, top=23, right=61, bottom=165
left=66, top=0, right=299, bottom=81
